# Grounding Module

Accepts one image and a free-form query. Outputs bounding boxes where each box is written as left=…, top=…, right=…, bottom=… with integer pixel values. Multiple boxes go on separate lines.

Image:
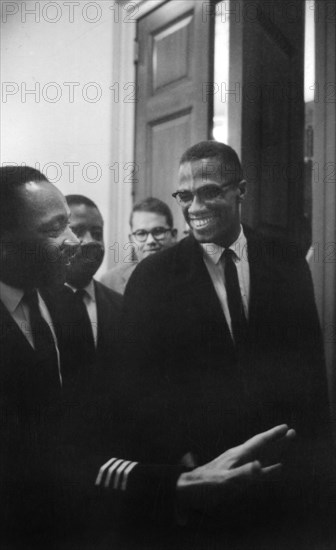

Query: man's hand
left=176, top=424, right=296, bottom=513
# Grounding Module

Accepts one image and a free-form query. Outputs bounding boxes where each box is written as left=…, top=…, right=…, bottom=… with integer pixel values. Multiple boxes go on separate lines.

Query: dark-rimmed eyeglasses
left=172, top=183, right=237, bottom=207
left=131, top=227, right=172, bottom=243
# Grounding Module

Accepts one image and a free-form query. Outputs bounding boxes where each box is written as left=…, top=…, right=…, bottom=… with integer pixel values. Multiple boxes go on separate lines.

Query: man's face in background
left=130, top=211, right=177, bottom=262
left=66, top=203, right=105, bottom=288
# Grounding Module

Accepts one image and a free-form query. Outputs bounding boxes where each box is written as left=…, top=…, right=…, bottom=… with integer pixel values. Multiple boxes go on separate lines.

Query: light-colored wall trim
left=107, top=0, right=165, bottom=268
left=311, top=1, right=336, bottom=411
left=106, top=13, right=135, bottom=268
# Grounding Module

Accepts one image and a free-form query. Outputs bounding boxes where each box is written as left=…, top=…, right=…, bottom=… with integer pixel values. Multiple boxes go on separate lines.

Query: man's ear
left=238, top=179, right=247, bottom=202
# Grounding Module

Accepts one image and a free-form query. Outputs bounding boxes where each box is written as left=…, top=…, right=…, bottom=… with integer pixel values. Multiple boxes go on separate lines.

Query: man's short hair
left=0, top=166, right=48, bottom=235
left=65, top=194, right=99, bottom=211
left=130, top=197, right=174, bottom=228
left=180, top=141, right=243, bottom=185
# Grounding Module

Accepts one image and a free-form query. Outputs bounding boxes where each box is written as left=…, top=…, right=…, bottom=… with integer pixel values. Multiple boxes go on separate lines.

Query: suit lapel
left=175, top=233, right=277, bottom=354
left=94, top=281, right=104, bottom=350
left=0, top=299, right=36, bottom=359
left=174, top=237, right=234, bottom=347
left=94, top=281, right=123, bottom=365
left=247, top=234, right=277, bottom=331
left=0, top=299, right=46, bottom=401
left=94, top=281, right=114, bottom=354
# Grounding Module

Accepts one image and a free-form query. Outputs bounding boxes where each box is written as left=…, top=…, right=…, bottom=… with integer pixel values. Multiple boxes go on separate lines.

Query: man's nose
left=62, top=226, right=80, bottom=262
left=64, top=225, right=80, bottom=245
left=188, top=193, right=204, bottom=214
left=80, top=230, right=94, bottom=244
left=145, top=231, right=156, bottom=244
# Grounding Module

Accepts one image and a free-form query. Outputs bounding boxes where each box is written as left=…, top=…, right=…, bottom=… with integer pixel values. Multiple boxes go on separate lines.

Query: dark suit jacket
left=0, top=297, right=66, bottom=543
left=42, top=280, right=122, bottom=393
left=40, top=281, right=182, bottom=541
left=0, top=281, right=123, bottom=540
left=119, top=230, right=335, bottom=545
left=0, top=283, right=180, bottom=546
left=94, top=279, right=123, bottom=363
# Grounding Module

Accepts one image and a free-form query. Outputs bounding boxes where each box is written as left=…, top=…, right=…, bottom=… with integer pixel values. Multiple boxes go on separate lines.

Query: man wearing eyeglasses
left=120, top=141, right=334, bottom=547
left=101, top=197, right=177, bottom=294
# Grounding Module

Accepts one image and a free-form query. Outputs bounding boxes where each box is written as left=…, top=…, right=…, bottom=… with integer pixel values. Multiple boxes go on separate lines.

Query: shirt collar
left=84, top=279, right=96, bottom=302
left=201, top=226, right=247, bottom=266
left=65, top=279, right=96, bottom=302
left=0, top=280, right=25, bottom=313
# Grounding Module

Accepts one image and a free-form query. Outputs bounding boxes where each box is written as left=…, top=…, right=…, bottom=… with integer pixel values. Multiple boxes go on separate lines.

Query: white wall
left=1, top=0, right=134, bottom=274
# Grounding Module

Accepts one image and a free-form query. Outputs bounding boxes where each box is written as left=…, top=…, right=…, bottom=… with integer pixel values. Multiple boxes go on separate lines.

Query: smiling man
left=174, top=146, right=245, bottom=246
left=120, top=141, right=334, bottom=547
left=0, top=166, right=79, bottom=543
left=60, top=195, right=122, bottom=367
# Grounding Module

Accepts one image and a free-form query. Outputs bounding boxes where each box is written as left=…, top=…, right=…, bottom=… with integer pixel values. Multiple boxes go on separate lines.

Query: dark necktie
left=24, top=289, right=61, bottom=394
left=72, top=289, right=95, bottom=363
left=223, top=249, right=248, bottom=347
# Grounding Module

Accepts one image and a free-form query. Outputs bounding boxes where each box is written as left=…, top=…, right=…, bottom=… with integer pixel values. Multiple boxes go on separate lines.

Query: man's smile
left=188, top=214, right=217, bottom=230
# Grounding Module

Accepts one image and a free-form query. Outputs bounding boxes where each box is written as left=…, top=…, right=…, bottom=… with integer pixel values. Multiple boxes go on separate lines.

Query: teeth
left=190, top=217, right=214, bottom=228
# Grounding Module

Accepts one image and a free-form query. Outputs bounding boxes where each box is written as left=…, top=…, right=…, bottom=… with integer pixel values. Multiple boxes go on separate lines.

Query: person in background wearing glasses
left=119, top=141, right=335, bottom=548
left=101, top=197, right=177, bottom=294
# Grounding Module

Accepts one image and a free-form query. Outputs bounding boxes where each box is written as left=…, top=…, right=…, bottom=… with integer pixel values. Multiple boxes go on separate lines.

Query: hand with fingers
left=176, top=424, right=296, bottom=514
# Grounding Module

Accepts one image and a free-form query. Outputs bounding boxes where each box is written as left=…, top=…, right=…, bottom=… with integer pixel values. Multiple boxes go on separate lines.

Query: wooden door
left=135, top=0, right=214, bottom=237
left=226, top=0, right=305, bottom=242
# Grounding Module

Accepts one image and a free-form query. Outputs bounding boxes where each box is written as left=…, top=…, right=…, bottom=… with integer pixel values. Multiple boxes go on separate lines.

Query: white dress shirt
left=65, top=279, right=98, bottom=347
left=0, top=280, right=62, bottom=382
left=201, top=226, right=250, bottom=338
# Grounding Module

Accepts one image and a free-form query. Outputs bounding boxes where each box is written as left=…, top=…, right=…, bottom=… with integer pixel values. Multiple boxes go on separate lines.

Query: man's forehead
left=178, top=157, right=240, bottom=187
left=69, top=204, right=103, bottom=226
left=16, top=180, right=68, bottom=224
left=132, top=211, right=168, bottom=229
left=178, top=158, right=223, bottom=185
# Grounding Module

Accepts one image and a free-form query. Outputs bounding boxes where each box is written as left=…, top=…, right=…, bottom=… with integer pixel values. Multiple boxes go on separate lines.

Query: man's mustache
left=71, top=242, right=104, bottom=263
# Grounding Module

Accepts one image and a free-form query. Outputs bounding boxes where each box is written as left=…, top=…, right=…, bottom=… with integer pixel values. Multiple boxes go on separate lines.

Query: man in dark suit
left=51, top=195, right=122, bottom=381
left=0, top=166, right=80, bottom=543
left=120, top=141, right=335, bottom=547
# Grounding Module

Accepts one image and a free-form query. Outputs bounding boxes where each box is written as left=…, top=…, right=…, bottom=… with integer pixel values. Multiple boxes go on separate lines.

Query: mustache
left=62, top=240, right=80, bottom=264
left=72, top=242, right=104, bottom=263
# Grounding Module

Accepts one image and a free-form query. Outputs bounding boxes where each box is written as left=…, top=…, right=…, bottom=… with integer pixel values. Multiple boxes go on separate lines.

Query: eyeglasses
left=131, top=227, right=172, bottom=243
left=172, top=183, right=236, bottom=207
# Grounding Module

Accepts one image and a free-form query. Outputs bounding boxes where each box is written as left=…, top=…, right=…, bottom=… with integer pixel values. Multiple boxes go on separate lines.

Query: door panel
left=149, top=110, right=191, bottom=212
left=234, top=0, right=305, bottom=241
left=152, top=14, right=193, bottom=91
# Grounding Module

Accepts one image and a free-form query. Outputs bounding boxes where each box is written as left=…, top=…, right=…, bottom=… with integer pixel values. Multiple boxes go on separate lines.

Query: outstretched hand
left=177, top=424, right=296, bottom=512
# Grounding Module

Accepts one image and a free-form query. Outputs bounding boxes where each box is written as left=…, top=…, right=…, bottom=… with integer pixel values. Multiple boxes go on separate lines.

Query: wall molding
left=311, top=0, right=336, bottom=419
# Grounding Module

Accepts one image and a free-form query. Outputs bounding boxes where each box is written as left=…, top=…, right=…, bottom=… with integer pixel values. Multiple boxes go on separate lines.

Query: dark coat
left=0, top=281, right=181, bottom=546
left=118, top=230, right=335, bottom=545
left=0, top=298, right=65, bottom=543
left=42, top=280, right=122, bottom=393
left=0, top=282, right=124, bottom=544
left=95, top=279, right=123, bottom=362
